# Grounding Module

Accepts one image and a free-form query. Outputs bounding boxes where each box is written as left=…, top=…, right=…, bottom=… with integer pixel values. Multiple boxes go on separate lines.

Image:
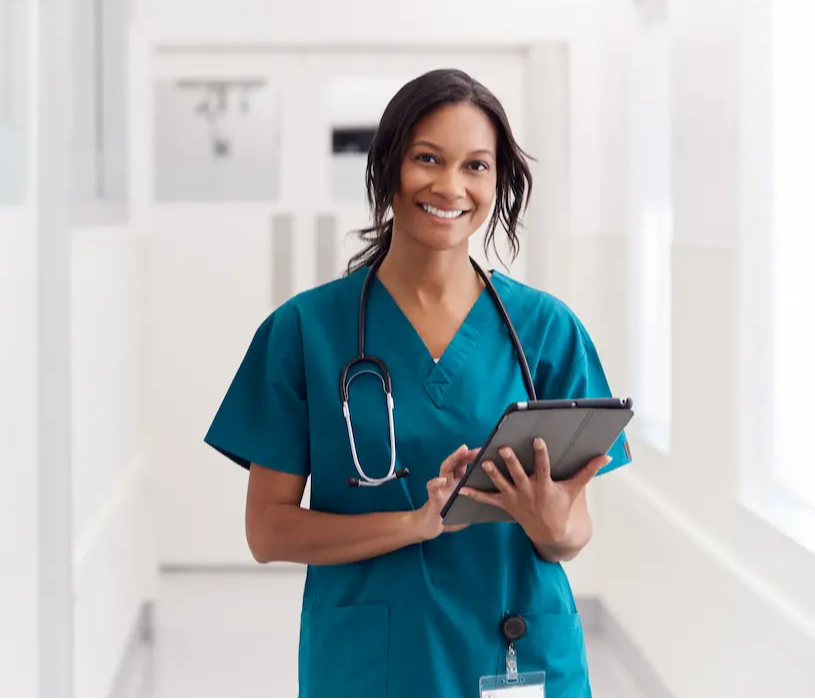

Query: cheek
left=393, top=165, right=421, bottom=213
left=399, top=163, right=431, bottom=198
left=473, top=176, right=497, bottom=206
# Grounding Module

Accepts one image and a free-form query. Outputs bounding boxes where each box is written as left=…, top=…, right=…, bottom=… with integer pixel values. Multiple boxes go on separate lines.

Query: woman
left=205, top=68, right=630, bottom=698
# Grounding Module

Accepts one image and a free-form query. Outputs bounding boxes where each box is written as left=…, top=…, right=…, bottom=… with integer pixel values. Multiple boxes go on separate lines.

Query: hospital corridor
left=2, top=1, right=815, bottom=697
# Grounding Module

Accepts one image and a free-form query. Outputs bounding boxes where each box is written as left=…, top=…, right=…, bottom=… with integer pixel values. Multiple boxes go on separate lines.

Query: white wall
left=0, top=213, right=39, bottom=697
left=0, top=221, right=154, bottom=699
left=70, top=226, right=157, bottom=697
left=590, top=0, right=815, bottom=696
left=146, top=0, right=581, bottom=47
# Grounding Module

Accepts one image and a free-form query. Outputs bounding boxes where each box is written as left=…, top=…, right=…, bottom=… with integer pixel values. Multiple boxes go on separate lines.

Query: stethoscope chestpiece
left=346, top=467, right=409, bottom=488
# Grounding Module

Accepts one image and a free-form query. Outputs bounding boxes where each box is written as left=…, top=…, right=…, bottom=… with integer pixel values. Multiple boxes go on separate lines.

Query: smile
left=418, top=203, right=468, bottom=220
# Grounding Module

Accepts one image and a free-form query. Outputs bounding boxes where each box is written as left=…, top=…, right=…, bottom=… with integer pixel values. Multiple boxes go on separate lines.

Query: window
left=72, top=0, right=129, bottom=216
left=741, top=0, right=815, bottom=551
left=153, top=77, right=281, bottom=202
left=770, top=2, right=815, bottom=508
left=0, top=0, right=28, bottom=206
left=627, top=1, right=672, bottom=453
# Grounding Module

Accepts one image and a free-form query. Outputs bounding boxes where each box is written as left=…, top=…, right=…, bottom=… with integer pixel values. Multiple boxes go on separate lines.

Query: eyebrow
left=411, top=140, right=495, bottom=158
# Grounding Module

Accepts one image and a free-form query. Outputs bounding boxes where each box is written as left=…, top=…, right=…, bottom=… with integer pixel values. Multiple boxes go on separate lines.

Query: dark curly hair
left=346, top=68, right=534, bottom=274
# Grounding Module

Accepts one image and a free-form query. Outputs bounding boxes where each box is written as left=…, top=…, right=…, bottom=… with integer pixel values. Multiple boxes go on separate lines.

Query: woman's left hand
left=459, top=437, right=611, bottom=548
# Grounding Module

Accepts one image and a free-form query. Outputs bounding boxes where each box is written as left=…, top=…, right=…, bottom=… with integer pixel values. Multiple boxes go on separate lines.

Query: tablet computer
left=440, top=397, right=634, bottom=526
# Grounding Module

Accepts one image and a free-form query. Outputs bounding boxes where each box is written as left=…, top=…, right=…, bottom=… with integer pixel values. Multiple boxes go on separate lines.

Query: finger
left=458, top=447, right=481, bottom=469
left=499, top=447, right=530, bottom=491
left=459, top=486, right=505, bottom=510
left=446, top=447, right=480, bottom=482
left=440, top=444, right=470, bottom=478
left=567, top=455, right=610, bottom=494
left=481, top=460, right=514, bottom=495
left=533, top=437, right=552, bottom=482
left=426, top=476, right=448, bottom=503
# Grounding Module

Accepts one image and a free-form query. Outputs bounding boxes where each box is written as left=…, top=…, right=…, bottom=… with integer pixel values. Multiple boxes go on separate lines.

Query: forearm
left=248, top=504, right=423, bottom=566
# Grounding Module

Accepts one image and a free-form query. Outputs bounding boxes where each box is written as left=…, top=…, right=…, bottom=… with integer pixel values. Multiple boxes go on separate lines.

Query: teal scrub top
left=205, top=266, right=631, bottom=698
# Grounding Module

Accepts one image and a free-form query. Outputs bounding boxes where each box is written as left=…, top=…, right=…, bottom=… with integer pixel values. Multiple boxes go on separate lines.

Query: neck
left=376, top=237, right=483, bottom=305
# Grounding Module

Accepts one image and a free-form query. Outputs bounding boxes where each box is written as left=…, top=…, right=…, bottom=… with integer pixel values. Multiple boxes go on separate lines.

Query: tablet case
left=441, top=398, right=634, bottom=526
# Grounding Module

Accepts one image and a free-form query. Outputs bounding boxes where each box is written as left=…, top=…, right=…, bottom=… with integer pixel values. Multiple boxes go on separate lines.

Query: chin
left=412, top=232, right=473, bottom=253
left=409, top=217, right=485, bottom=252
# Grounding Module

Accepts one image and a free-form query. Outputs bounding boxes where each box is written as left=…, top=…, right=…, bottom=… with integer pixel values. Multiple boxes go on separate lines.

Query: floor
left=115, top=571, right=650, bottom=698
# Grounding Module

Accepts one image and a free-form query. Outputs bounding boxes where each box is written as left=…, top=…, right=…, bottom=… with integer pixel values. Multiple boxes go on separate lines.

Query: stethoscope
left=341, top=253, right=537, bottom=487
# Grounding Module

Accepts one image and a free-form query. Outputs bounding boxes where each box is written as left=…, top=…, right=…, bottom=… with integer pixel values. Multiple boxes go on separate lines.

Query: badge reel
left=479, top=616, right=546, bottom=698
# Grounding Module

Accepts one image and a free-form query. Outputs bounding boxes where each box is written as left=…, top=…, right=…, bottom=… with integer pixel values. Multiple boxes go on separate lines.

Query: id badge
left=479, top=671, right=546, bottom=698
left=479, top=640, right=545, bottom=697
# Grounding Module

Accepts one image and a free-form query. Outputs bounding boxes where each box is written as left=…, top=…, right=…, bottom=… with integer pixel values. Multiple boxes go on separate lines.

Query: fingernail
left=605, top=456, right=613, bottom=464
left=439, top=477, right=448, bottom=485
left=460, top=488, right=472, bottom=497
left=483, top=461, right=494, bottom=472
left=534, top=437, right=545, bottom=449
left=499, top=447, right=511, bottom=458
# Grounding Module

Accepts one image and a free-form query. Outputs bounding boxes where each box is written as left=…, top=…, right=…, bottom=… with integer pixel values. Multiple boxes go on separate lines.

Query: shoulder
left=491, top=272, right=591, bottom=363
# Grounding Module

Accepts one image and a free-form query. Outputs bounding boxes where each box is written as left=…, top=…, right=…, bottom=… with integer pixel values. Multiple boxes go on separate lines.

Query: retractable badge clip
left=479, top=614, right=545, bottom=698
left=501, top=616, right=527, bottom=682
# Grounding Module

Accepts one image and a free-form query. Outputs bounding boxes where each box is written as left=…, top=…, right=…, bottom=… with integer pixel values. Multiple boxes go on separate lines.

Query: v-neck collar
left=367, top=270, right=506, bottom=409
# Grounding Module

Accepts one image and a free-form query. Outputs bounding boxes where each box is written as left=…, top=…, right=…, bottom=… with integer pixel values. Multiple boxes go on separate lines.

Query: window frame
left=739, top=0, right=815, bottom=554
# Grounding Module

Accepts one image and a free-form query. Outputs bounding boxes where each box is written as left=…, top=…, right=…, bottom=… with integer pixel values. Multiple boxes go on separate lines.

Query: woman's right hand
left=414, top=444, right=481, bottom=541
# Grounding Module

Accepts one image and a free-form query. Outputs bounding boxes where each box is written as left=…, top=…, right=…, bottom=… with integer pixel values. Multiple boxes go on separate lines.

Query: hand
left=414, top=444, right=481, bottom=542
left=459, top=438, right=611, bottom=547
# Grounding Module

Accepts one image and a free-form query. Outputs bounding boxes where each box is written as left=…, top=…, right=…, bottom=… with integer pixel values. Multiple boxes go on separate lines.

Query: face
left=391, top=102, right=498, bottom=253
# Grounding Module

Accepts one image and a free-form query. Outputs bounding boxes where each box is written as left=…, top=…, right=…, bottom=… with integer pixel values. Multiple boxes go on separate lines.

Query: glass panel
left=0, top=0, right=28, bottom=206
left=771, top=0, right=815, bottom=507
left=154, top=77, right=282, bottom=202
left=630, top=10, right=672, bottom=450
left=72, top=0, right=129, bottom=203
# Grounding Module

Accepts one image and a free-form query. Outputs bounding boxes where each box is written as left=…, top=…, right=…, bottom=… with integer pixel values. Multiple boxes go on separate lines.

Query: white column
left=34, top=0, right=74, bottom=694
left=0, top=0, right=73, bottom=694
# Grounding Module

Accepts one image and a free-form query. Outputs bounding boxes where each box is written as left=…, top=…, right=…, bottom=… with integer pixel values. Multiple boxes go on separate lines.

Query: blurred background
left=1, top=0, right=814, bottom=696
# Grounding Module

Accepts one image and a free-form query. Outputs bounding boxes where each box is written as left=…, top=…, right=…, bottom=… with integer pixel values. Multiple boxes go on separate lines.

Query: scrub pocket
left=299, top=602, right=390, bottom=698
left=513, top=612, right=591, bottom=698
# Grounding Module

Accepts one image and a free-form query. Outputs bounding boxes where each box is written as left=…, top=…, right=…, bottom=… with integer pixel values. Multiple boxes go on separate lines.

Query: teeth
left=420, top=203, right=465, bottom=219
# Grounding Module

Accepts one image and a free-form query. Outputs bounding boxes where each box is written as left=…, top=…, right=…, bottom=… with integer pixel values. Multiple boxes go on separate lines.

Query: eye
left=415, top=153, right=439, bottom=164
left=468, top=161, right=489, bottom=172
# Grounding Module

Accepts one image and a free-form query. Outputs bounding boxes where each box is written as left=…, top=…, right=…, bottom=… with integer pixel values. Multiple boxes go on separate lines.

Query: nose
left=430, top=166, right=466, bottom=201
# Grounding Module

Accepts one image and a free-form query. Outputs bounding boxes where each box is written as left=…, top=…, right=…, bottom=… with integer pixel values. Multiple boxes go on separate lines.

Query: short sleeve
left=546, top=322, right=632, bottom=477
left=204, top=305, right=310, bottom=476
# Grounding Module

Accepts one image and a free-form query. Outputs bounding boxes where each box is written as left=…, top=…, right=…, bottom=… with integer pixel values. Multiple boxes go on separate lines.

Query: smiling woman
left=348, top=68, right=533, bottom=275
left=204, top=68, right=630, bottom=698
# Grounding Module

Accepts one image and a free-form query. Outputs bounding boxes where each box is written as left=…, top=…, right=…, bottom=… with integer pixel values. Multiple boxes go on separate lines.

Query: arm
left=245, top=446, right=477, bottom=566
left=246, top=466, right=420, bottom=565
